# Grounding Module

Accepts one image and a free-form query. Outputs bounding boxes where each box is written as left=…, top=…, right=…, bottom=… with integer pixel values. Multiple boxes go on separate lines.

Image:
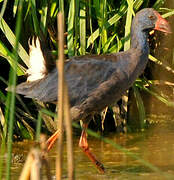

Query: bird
left=11, top=8, right=171, bottom=173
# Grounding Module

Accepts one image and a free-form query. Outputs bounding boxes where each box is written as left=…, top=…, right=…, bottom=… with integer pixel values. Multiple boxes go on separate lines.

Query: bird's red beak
left=154, top=11, right=172, bottom=33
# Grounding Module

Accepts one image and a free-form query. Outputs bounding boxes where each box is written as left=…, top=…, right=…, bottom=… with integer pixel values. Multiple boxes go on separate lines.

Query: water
left=8, top=115, right=174, bottom=179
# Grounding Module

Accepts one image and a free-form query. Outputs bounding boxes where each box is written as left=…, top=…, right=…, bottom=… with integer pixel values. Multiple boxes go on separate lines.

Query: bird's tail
left=6, top=79, right=41, bottom=98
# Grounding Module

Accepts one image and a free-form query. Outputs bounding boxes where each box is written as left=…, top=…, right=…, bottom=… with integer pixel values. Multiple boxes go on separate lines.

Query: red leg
left=47, top=129, right=60, bottom=151
left=79, top=124, right=105, bottom=173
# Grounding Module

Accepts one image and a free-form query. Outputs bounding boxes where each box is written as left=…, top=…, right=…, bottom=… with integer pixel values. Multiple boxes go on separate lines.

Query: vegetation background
left=0, top=0, right=174, bottom=178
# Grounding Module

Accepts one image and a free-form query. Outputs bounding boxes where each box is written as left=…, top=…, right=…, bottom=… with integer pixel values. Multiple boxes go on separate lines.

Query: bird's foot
left=79, top=126, right=105, bottom=173
left=81, top=147, right=105, bottom=173
left=46, top=130, right=60, bottom=151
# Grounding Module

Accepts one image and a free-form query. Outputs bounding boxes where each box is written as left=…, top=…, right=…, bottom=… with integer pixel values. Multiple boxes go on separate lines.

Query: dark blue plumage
left=15, top=8, right=171, bottom=122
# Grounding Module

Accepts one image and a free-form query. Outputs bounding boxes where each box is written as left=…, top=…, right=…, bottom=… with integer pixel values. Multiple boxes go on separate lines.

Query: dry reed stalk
left=19, top=150, right=33, bottom=180
left=56, top=11, right=74, bottom=180
left=40, top=134, right=51, bottom=180
left=30, top=149, right=41, bottom=180
left=56, top=12, right=65, bottom=180
left=19, top=149, right=41, bottom=180
left=64, top=83, right=74, bottom=179
left=19, top=134, right=51, bottom=180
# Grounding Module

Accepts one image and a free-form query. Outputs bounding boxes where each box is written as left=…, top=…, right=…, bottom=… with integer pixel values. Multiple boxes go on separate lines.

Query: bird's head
left=133, top=8, right=171, bottom=34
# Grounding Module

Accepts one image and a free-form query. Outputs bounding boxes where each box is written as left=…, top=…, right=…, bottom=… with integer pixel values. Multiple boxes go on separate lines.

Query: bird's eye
left=148, top=15, right=155, bottom=20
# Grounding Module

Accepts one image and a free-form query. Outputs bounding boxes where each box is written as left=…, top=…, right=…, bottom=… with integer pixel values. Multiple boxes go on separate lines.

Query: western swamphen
left=12, top=8, right=171, bottom=172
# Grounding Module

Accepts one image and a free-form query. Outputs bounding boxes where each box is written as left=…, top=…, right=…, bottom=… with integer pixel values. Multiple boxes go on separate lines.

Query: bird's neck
left=130, top=23, right=149, bottom=55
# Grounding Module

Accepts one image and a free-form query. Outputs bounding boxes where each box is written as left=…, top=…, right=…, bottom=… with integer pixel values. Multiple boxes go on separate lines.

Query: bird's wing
left=65, top=56, right=121, bottom=106
left=15, top=52, right=133, bottom=104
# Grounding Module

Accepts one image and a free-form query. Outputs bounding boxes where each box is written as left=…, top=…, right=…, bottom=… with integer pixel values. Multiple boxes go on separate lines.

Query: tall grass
left=3, top=1, right=23, bottom=179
